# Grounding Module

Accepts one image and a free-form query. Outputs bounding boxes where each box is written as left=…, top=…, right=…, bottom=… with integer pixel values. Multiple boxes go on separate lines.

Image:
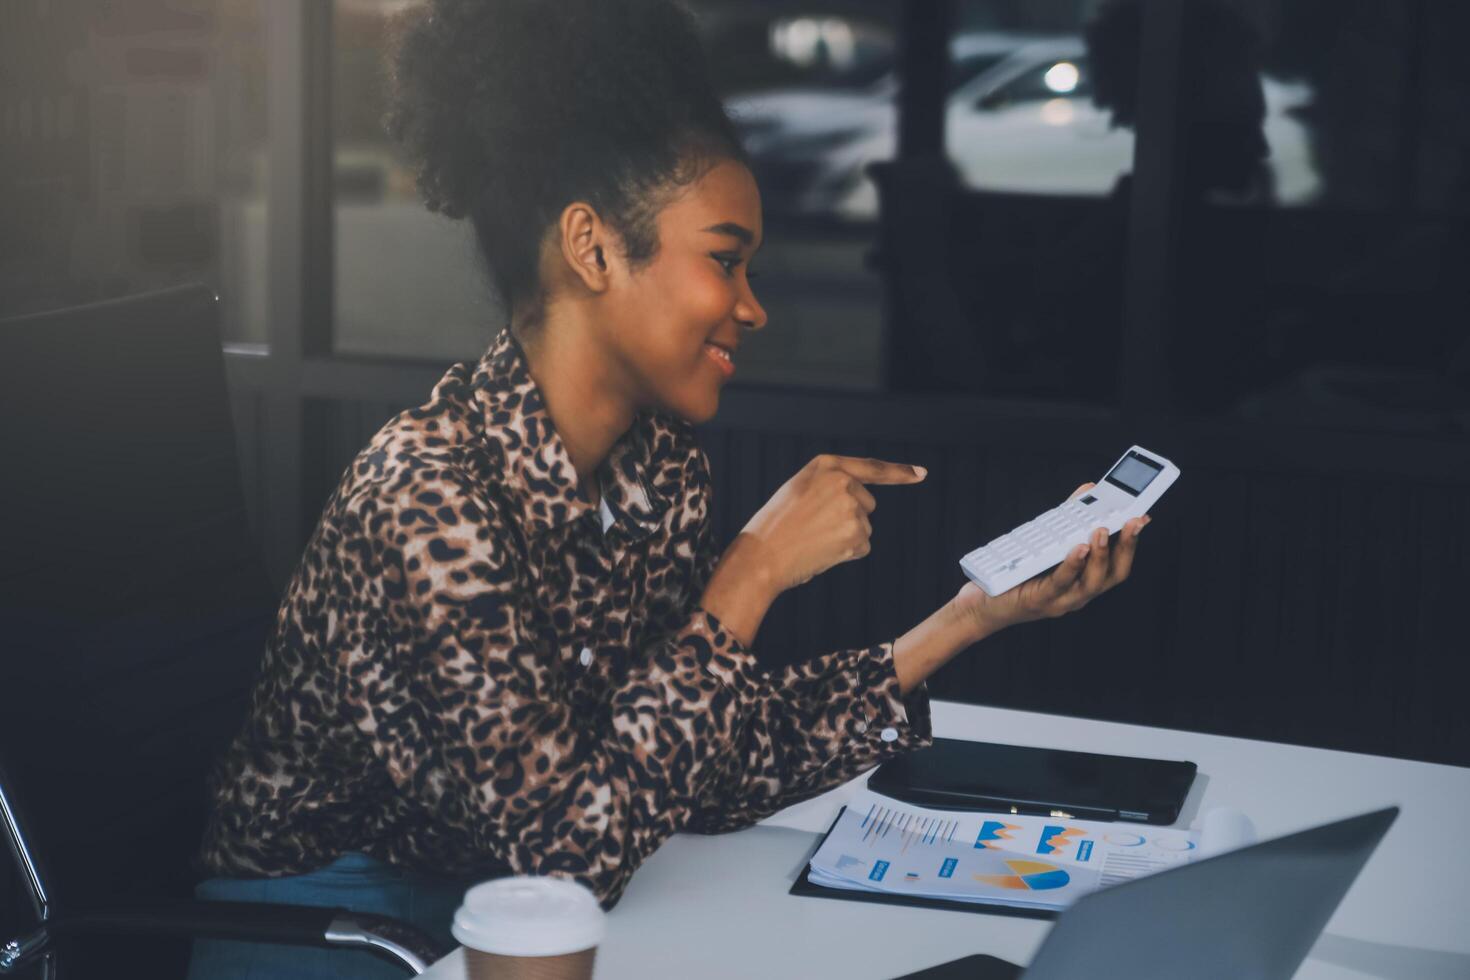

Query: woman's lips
left=704, top=342, right=735, bottom=378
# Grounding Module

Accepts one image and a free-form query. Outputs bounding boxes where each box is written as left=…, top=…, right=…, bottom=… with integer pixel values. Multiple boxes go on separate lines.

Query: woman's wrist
left=894, top=596, right=994, bottom=695
left=698, top=533, right=779, bottom=648
left=956, top=591, right=1016, bottom=644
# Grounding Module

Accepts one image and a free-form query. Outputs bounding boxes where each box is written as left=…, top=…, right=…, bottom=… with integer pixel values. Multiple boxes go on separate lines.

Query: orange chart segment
left=974, top=858, right=1072, bottom=891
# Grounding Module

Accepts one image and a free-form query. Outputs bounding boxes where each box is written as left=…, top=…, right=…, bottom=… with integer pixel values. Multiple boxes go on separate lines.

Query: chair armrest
left=1, top=900, right=449, bottom=976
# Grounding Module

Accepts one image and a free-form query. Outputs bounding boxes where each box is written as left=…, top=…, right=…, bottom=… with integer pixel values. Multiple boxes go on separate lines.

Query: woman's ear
left=558, top=202, right=613, bottom=293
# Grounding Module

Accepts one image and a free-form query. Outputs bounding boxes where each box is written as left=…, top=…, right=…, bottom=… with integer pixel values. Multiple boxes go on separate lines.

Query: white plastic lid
left=451, top=876, right=606, bottom=957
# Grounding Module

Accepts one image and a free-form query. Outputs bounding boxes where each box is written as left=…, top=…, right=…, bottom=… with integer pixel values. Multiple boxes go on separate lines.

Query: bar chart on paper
left=805, top=790, right=1243, bottom=913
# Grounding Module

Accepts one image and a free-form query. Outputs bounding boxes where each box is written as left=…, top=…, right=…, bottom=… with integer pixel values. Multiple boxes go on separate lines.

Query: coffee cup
left=452, top=876, right=606, bottom=980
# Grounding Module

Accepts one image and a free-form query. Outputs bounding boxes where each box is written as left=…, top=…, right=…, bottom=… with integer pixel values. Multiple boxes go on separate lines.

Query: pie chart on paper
left=974, top=858, right=1071, bottom=891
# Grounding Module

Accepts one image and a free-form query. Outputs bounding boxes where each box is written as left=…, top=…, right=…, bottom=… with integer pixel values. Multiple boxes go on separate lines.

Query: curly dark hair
left=384, top=0, right=750, bottom=327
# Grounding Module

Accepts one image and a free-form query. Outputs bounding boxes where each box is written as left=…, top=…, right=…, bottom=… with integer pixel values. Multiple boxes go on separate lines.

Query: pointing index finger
left=831, top=456, right=927, bottom=485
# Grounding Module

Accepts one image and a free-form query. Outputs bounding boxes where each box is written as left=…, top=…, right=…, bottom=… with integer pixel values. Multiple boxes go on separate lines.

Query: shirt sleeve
left=668, top=459, right=935, bottom=835
left=338, top=473, right=842, bottom=909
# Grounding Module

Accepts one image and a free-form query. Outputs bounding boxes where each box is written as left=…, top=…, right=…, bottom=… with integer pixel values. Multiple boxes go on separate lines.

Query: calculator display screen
left=1105, top=453, right=1163, bottom=496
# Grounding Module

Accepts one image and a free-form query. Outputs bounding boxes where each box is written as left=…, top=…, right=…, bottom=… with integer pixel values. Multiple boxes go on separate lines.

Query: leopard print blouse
left=197, top=328, right=932, bottom=907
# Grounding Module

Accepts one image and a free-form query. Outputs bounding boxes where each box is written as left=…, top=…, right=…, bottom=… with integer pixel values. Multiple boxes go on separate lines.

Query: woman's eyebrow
left=702, top=222, right=761, bottom=252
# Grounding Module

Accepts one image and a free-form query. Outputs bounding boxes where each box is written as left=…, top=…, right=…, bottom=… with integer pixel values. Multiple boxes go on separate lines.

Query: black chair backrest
left=0, top=285, right=273, bottom=948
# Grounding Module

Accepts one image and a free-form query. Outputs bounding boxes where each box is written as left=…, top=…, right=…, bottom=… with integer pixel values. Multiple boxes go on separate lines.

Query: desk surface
left=422, top=700, right=1470, bottom=980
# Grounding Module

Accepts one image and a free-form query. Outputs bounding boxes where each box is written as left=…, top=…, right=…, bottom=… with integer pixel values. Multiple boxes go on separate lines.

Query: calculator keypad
left=964, top=502, right=1116, bottom=579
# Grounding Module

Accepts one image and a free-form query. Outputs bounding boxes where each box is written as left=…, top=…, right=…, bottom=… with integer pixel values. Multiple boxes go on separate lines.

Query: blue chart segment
left=1155, top=836, right=1196, bottom=852
left=1105, top=832, right=1146, bottom=847
left=975, top=820, right=1023, bottom=849
left=1038, top=825, right=1087, bottom=857
left=974, top=858, right=1071, bottom=892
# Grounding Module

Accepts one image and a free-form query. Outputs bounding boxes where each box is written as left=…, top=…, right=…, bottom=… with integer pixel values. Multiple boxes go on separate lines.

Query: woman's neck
left=511, top=313, right=637, bottom=506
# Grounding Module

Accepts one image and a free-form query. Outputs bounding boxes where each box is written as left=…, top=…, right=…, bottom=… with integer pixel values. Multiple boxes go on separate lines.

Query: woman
left=192, top=0, right=1146, bottom=974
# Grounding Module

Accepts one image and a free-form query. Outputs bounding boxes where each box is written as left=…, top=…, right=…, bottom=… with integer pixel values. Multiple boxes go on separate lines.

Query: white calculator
left=959, top=445, right=1180, bottom=597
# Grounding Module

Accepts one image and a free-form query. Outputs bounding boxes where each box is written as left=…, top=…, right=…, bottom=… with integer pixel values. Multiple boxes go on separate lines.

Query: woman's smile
left=703, top=340, right=736, bottom=378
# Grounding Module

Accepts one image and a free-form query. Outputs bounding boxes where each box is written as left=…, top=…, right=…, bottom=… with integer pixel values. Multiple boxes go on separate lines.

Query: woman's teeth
left=704, top=343, right=735, bottom=376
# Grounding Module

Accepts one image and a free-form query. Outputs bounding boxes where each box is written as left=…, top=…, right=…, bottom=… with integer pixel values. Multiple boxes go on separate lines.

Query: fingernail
left=1076, top=545, right=1090, bottom=559
left=911, top=465, right=927, bottom=478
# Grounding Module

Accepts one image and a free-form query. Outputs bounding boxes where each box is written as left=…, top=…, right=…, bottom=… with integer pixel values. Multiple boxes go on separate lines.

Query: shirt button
left=855, top=721, right=868, bottom=734
left=880, top=727, right=899, bottom=743
left=579, top=647, right=594, bottom=667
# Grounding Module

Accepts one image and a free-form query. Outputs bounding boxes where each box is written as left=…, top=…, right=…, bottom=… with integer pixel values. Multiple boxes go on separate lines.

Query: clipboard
left=788, top=806, right=1058, bottom=920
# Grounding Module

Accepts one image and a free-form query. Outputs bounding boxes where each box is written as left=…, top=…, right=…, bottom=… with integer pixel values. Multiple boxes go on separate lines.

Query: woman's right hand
left=737, top=454, right=927, bottom=595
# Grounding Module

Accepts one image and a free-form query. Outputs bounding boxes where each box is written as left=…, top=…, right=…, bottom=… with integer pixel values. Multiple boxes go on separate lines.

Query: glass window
left=901, top=0, right=1135, bottom=405
left=216, top=0, right=269, bottom=343
left=700, top=2, right=900, bottom=390
left=945, top=2, right=1134, bottom=199
left=0, top=0, right=268, bottom=343
left=332, top=0, right=500, bottom=361
left=717, top=7, right=897, bottom=223
left=1167, top=0, right=1470, bottom=431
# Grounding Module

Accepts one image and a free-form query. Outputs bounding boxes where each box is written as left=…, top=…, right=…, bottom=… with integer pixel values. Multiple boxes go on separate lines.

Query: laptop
left=898, top=806, right=1398, bottom=980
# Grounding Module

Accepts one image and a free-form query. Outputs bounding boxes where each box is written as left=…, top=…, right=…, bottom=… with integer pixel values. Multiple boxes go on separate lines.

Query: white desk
left=422, top=700, right=1470, bottom=979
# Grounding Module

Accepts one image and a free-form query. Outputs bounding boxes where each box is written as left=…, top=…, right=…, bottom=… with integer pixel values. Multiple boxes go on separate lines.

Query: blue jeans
left=186, top=852, right=477, bottom=979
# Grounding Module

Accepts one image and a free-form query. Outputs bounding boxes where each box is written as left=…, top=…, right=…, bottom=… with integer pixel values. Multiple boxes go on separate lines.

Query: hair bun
left=384, top=0, right=746, bottom=317
left=387, top=0, right=723, bottom=218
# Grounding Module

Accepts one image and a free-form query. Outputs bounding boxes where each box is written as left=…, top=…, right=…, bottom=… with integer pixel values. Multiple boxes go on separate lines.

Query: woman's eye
left=714, top=254, right=758, bottom=281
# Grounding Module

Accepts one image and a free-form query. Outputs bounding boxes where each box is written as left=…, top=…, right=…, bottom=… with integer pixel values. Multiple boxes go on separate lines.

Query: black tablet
left=867, top=738, right=1196, bottom=824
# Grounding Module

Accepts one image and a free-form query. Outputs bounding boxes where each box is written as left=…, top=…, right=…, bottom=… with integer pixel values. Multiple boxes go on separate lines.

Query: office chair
left=0, top=285, right=447, bottom=978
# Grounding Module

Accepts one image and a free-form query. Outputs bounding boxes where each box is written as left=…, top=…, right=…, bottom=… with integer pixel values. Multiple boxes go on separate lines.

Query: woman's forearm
left=892, top=597, right=999, bottom=696
left=703, top=532, right=1003, bottom=692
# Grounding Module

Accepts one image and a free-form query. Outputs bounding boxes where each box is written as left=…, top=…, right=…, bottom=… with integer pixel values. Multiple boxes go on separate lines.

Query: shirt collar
left=470, top=329, right=685, bottom=541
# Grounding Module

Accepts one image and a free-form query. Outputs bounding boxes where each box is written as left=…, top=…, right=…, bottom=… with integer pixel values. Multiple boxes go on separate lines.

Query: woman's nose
left=737, top=291, right=767, bottom=332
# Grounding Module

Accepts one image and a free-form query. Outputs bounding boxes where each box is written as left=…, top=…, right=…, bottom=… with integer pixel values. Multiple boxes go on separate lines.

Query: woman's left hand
left=952, top=483, right=1149, bottom=637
